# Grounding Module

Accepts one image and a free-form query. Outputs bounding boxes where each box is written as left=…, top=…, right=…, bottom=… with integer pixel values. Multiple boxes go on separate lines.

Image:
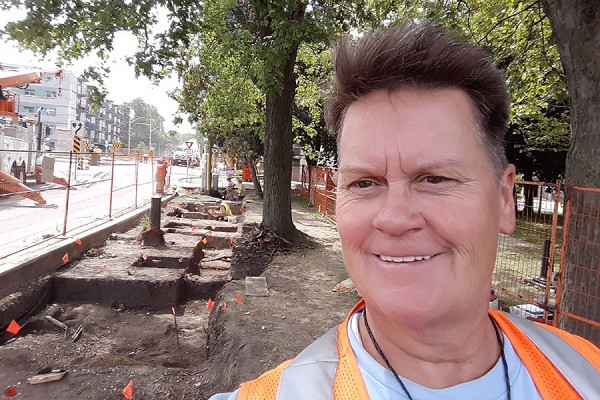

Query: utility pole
left=127, top=108, right=132, bottom=155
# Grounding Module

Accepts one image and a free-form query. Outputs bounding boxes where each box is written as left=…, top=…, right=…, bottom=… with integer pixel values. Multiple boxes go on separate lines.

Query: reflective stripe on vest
left=278, top=327, right=338, bottom=399
left=239, top=303, right=600, bottom=399
left=502, top=312, right=600, bottom=399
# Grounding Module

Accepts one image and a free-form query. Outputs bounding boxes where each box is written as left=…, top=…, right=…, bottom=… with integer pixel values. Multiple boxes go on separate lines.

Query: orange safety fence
left=299, top=167, right=600, bottom=345
left=554, top=186, right=600, bottom=344
left=493, top=181, right=564, bottom=323
left=299, top=166, right=336, bottom=221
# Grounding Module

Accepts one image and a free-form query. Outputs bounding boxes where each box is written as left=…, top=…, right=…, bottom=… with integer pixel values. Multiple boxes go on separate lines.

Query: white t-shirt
left=348, top=311, right=543, bottom=399
left=209, top=313, right=544, bottom=400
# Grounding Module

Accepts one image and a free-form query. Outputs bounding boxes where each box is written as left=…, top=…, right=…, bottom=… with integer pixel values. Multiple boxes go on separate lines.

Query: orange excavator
left=0, top=68, right=64, bottom=205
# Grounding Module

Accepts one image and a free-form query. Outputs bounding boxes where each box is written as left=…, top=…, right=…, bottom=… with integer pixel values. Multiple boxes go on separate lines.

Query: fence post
left=543, top=181, right=562, bottom=322
left=553, top=184, right=572, bottom=327
left=62, top=152, right=73, bottom=236
left=324, top=168, right=329, bottom=218
left=151, top=155, right=155, bottom=195
left=108, top=151, right=116, bottom=218
left=309, top=167, right=315, bottom=206
left=135, top=154, right=139, bottom=208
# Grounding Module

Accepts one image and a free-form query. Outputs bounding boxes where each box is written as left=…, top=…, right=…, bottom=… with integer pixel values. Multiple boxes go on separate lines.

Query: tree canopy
left=119, top=98, right=172, bottom=152
left=385, top=0, right=569, bottom=181
left=2, top=0, right=390, bottom=240
left=1, top=0, right=582, bottom=236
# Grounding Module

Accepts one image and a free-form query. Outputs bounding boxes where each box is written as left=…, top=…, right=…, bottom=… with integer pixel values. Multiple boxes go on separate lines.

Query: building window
left=46, top=108, right=57, bottom=116
left=24, top=89, right=35, bottom=96
left=46, top=91, right=57, bottom=98
left=23, top=106, right=35, bottom=114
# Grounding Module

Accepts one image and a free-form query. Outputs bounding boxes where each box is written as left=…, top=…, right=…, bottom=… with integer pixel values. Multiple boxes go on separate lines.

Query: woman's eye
left=355, top=180, right=373, bottom=189
left=425, top=176, right=447, bottom=184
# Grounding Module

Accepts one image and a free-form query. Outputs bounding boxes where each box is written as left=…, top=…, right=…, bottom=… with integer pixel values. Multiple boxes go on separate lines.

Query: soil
left=0, top=194, right=359, bottom=399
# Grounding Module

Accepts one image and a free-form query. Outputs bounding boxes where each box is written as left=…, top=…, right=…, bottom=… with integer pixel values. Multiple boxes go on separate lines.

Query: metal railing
left=298, top=166, right=600, bottom=345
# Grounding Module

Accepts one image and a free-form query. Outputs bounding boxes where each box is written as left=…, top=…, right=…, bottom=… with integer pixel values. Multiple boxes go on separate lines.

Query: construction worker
left=209, top=21, right=600, bottom=400
left=208, top=200, right=233, bottom=221
left=155, top=159, right=168, bottom=195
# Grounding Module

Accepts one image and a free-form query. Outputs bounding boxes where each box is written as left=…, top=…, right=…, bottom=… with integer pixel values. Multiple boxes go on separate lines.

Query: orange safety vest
left=237, top=300, right=600, bottom=400
left=156, top=163, right=168, bottom=178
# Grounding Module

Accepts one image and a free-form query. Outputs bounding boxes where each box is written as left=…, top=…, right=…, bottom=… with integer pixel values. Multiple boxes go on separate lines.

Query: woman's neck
left=358, top=307, right=501, bottom=389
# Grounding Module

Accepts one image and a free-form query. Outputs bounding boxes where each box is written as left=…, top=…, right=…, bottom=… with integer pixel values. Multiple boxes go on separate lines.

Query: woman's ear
left=499, top=164, right=516, bottom=235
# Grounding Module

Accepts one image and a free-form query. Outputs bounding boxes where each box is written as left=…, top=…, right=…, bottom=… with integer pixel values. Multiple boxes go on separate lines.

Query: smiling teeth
left=380, top=255, right=432, bottom=263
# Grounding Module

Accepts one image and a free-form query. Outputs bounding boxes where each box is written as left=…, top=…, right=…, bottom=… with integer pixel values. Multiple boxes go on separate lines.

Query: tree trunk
left=541, top=0, right=600, bottom=343
left=261, top=45, right=301, bottom=241
left=247, top=157, right=263, bottom=199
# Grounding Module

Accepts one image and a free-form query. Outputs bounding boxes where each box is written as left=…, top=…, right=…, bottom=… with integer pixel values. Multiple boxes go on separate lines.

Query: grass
left=138, top=214, right=152, bottom=232
left=512, top=218, right=563, bottom=247
left=291, top=191, right=330, bottom=220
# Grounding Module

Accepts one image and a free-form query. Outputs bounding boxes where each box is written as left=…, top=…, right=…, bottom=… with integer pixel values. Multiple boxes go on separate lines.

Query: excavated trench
left=0, top=196, right=259, bottom=399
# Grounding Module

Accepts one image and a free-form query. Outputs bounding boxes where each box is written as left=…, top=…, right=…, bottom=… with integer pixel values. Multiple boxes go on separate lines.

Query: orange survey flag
left=75, top=238, right=82, bottom=246
left=62, top=253, right=69, bottom=263
left=236, top=291, right=243, bottom=304
left=207, top=298, right=214, bottom=311
left=123, top=380, right=133, bottom=399
left=6, top=320, right=21, bottom=335
left=202, top=237, right=208, bottom=245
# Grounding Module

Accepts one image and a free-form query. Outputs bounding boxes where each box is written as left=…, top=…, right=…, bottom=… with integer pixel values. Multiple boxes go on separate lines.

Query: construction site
left=0, top=187, right=355, bottom=399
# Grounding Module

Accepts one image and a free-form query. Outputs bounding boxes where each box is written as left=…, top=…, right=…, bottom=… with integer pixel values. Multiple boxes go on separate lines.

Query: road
left=0, top=158, right=202, bottom=263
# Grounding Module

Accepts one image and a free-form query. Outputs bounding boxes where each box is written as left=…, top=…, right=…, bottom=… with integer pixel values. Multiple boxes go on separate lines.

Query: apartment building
left=76, top=85, right=123, bottom=150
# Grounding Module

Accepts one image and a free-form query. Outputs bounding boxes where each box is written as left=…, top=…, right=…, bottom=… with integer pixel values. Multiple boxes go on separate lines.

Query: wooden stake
left=172, top=307, right=180, bottom=348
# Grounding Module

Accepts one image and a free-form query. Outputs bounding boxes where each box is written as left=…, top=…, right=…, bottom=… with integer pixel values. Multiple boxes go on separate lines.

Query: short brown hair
left=325, top=21, right=509, bottom=174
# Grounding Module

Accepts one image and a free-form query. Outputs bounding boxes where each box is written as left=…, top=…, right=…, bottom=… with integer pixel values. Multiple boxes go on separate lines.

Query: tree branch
left=482, top=1, right=540, bottom=43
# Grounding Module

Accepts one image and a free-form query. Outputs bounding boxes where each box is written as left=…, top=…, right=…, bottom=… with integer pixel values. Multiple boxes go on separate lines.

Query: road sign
left=73, top=135, right=81, bottom=153
left=112, top=141, right=122, bottom=150
left=185, top=141, right=193, bottom=149
left=83, top=140, right=92, bottom=150
left=149, top=148, right=155, bottom=157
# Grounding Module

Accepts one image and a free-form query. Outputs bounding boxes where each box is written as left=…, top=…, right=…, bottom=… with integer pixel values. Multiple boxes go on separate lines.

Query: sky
left=0, top=10, right=193, bottom=134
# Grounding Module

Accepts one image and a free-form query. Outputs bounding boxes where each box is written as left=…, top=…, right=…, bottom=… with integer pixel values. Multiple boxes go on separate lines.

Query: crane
left=0, top=68, right=63, bottom=124
left=0, top=68, right=63, bottom=205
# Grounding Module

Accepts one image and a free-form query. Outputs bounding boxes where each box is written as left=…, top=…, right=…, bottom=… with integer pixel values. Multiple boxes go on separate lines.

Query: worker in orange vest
left=209, top=21, right=600, bottom=400
left=155, top=159, right=168, bottom=195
